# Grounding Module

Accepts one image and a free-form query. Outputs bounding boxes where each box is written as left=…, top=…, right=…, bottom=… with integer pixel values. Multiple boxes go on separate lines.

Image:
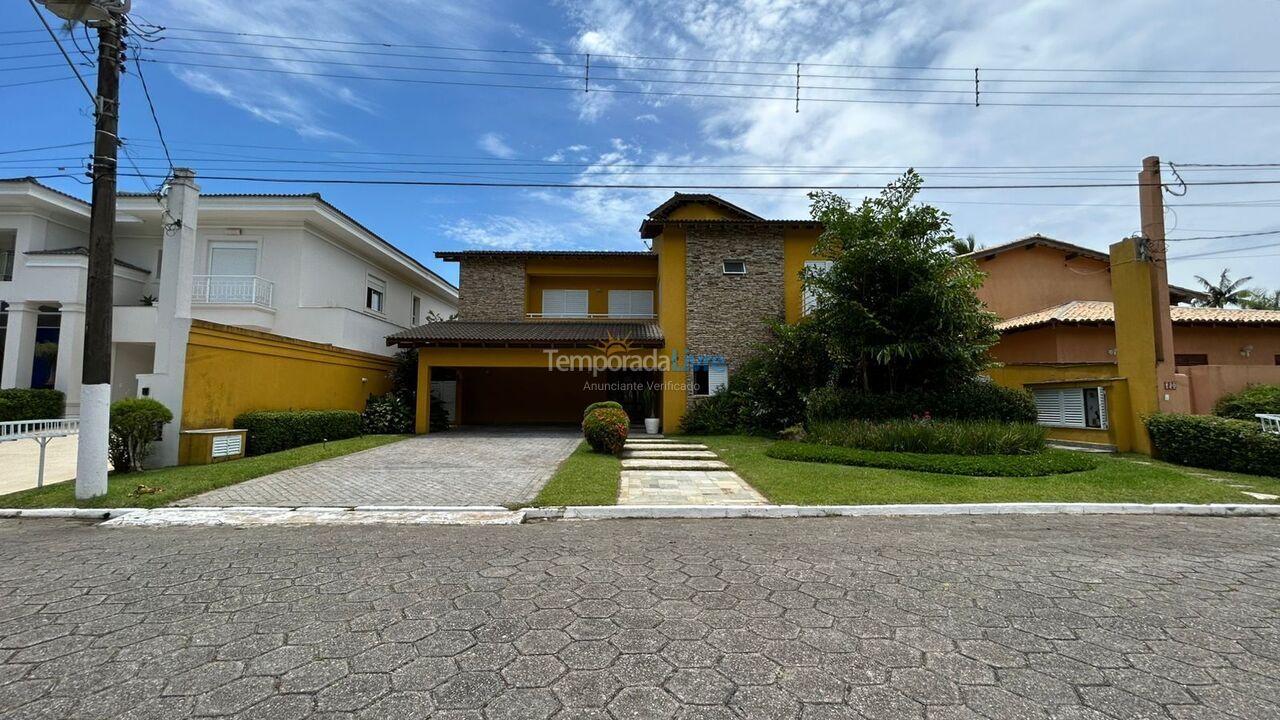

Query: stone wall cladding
left=457, top=257, right=527, bottom=321
left=684, top=225, right=785, bottom=385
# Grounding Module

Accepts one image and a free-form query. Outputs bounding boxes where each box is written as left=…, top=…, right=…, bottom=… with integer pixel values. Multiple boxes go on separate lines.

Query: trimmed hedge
left=1145, top=413, right=1280, bottom=478
left=0, top=389, right=65, bottom=422
left=765, top=442, right=1099, bottom=477
left=808, top=419, right=1047, bottom=456
left=1213, top=384, right=1280, bottom=421
left=234, top=410, right=363, bottom=455
left=583, top=407, right=629, bottom=455
left=805, top=381, right=1037, bottom=425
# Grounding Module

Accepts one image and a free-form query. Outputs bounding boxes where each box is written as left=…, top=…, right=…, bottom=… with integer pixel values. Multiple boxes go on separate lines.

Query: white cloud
left=635, top=113, right=660, bottom=124
left=443, top=217, right=572, bottom=250
left=478, top=132, right=519, bottom=159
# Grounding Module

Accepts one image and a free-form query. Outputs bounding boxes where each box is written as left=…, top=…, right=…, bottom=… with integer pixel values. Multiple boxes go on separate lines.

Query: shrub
left=430, top=393, right=451, bottom=432
left=678, top=392, right=740, bottom=435
left=583, top=407, right=629, bottom=455
left=807, top=419, right=1047, bottom=455
left=805, top=382, right=1036, bottom=425
left=765, top=442, right=1098, bottom=477
left=583, top=400, right=624, bottom=417
left=109, top=398, right=173, bottom=472
left=1145, top=413, right=1280, bottom=478
left=1213, top=384, right=1280, bottom=421
left=0, top=388, right=65, bottom=422
left=234, top=410, right=362, bottom=455
left=362, top=393, right=414, bottom=434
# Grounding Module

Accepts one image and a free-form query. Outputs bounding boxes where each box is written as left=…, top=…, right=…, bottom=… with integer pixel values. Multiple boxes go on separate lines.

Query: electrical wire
left=0, top=141, right=92, bottom=155
left=25, top=0, right=94, bottom=102
left=130, top=46, right=175, bottom=175
left=1164, top=229, right=1280, bottom=242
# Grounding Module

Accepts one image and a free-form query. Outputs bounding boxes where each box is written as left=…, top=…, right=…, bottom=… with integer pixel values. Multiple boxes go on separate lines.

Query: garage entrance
left=447, top=368, right=659, bottom=426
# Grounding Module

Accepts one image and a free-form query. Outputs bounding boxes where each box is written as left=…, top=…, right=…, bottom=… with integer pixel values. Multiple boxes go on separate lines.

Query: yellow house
left=388, top=193, right=825, bottom=433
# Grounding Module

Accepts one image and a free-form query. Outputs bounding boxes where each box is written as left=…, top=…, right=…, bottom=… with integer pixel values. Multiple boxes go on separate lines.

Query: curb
left=1, top=503, right=1276, bottom=525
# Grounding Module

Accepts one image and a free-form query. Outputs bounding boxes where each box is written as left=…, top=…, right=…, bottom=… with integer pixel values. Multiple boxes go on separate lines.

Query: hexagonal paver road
left=0, top=515, right=1278, bottom=719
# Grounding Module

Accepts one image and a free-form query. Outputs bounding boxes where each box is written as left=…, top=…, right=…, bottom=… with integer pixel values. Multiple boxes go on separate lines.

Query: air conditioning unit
left=36, top=1, right=131, bottom=25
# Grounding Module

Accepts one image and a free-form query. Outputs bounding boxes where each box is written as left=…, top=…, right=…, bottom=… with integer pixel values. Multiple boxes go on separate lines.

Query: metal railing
left=525, top=312, right=655, bottom=320
left=0, top=418, right=80, bottom=488
left=192, top=275, right=274, bottom=308
left=1259, top=414, right=1280, bottom=435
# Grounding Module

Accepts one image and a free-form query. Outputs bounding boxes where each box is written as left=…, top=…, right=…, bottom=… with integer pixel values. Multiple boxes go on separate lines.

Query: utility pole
left=75, top=8, right=124, bottom=499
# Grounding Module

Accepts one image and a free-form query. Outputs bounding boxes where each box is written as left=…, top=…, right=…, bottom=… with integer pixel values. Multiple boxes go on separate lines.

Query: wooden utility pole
left=75, top=11, right=124, bottom=499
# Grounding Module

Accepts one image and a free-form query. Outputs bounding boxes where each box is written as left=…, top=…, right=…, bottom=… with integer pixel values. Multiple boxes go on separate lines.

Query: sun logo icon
left=594, top=332, right=634, bottom=356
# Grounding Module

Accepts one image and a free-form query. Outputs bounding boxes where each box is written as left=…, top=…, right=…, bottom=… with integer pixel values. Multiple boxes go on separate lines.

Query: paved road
left=0, top=516, right=1277, bottom=719
left=177, top=427, right=581, bottom=507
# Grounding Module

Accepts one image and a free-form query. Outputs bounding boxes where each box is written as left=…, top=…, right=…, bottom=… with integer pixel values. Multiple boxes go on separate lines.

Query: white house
left=0, top=170, right=457, bottom=464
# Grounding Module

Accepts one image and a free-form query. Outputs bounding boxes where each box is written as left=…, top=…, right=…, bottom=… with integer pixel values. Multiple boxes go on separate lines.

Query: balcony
left=526, top=312, right=655, bottom=320
left=192, top=275, right=274, bottom=308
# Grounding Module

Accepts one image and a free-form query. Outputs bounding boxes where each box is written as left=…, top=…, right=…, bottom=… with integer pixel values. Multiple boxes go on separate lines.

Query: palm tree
left=948, top=234, right=977, bottom=255
left=1240, top=288, right=1280, bottom=310
left=1193, top=269, right=1253, bottom=308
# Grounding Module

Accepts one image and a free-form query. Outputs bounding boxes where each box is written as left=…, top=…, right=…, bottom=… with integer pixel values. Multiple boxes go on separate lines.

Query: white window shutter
left=802, top=260, right=833, bottom=315
left=1034, top=389, right=1063, bottom=425
left=632, top=290, right=653, bottom=317
left=1062, top=390, right=1086, bottom=427
left=543, top=290, right=565, bottom=316
left=1097, top=387, right=1109, bottom=429
left=565, top=290, right=588, bottom=316
left=708, top=365, right=729, bottom=395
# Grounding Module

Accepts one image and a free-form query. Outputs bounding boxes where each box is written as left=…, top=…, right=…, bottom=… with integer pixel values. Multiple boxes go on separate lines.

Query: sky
left=4, top=0, right=1280, bottom=293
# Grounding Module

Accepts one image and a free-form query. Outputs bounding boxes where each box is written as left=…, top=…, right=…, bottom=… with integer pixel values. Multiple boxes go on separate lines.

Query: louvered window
left=542, top=289, right=589, bottom=318
left=607, top=290, right=654, bottom=318
left=1032, top=388, right=1108, bottom=429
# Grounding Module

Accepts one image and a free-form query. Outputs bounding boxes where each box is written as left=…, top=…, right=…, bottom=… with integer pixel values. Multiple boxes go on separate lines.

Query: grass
left=0, top=435, right=409, bottom=509
left=766, top=442, right=1098, bottom=477
left=687, top=435, right=1280, bottom=506
left=533, top=441, right=619, bottom=506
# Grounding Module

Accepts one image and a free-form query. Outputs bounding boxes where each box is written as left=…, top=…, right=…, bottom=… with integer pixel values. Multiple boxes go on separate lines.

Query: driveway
left=0, top=515, right=1277, bottom=718
left=176, top=427, right=581, bottom=508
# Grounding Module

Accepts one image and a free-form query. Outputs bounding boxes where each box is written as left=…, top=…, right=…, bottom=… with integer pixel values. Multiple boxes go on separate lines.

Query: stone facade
left=684, top=225, right=785, bottom=383
left=457, top=256, right=526, bottom=321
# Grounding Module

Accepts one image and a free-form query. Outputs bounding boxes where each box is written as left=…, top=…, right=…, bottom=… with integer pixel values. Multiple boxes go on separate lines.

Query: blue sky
left=5, top=0, right=1280, bottom=293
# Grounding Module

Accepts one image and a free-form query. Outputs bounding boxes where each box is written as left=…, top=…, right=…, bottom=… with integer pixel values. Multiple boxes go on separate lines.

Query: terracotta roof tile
left=996, top=300, right=1280, bottom=332
left=387, top=320, right=664, bottom=348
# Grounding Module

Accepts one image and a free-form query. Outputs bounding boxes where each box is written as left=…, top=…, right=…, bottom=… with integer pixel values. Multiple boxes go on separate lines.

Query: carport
left=387, top=320, right=667, bottom=432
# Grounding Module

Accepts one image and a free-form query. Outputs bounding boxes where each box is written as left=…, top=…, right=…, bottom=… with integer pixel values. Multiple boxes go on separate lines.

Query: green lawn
left=0, top=435, right=409, bottom=509
left=687, top=435, right=1280, bottom=506
left=534, top=442, right=619, bottom=506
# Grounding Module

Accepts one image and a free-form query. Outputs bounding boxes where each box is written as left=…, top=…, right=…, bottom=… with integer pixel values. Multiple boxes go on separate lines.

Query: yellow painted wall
left=1110, top=238, right=1173, bottom=454
left=667, top=203, right=733, bottom=220
left=526, top=275, right=658, bottom=315
left=525, top=255, right=658, bottom=277
left=975, top=245, right=1113, bottom=320
left=655, top=229, right=688, bottom=432
left=987, top=363, right=1133, bottom=450
left=182, top=321, right=395, bottom=452
left=782, top=228, right=825, bottom=324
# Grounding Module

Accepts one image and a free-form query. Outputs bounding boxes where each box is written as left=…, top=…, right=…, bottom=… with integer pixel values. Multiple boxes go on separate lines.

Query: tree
left=806, top=171, right=999, bottom=394
left=1193, top=269, right=1253, bottom=308
left=1240, top=288, right=1280, bottom=310
left=948, top=233, right=978, bottom=255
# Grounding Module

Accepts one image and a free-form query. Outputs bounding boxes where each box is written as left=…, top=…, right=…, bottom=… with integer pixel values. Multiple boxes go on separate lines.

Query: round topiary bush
left=583, top=406, right=630, bottom=455
left=583, top=400, right=624, bottom=417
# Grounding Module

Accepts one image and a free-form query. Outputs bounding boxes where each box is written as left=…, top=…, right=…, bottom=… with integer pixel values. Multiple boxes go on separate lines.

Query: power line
left=1164, top=229, right=1280, bottom=242
left=25, top=0, right=94, bottom=102
left=1169, top=240, right=1280, bottom=260
left=0, top=75, right=78, bottom=89
left=0, top=141, right=92, bottom=155
left=130, top=44, right=174, bottom=175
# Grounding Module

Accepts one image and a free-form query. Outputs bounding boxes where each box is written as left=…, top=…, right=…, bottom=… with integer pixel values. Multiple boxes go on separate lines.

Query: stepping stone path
left=618, top=436, right=767, bottom=505
left=1185, top=469, right=1280, bottom=502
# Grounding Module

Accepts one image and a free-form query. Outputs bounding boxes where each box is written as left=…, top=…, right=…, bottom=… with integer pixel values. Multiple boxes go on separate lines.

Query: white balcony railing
left=192, top=275, right=274, bottom=308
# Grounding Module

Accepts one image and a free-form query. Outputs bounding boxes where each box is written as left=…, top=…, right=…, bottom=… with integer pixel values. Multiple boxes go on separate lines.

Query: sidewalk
left=0, top=435, right=80, bottom=494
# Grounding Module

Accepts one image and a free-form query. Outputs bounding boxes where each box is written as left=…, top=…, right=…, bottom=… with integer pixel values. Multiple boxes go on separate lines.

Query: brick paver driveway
left=2, top=515, right=1278, bottom=719
left=177, top=427, right=581, bottom=507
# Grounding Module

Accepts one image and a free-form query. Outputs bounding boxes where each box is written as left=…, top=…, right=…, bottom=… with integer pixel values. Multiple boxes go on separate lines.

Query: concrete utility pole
left=75, top=9, right=124, bottom=499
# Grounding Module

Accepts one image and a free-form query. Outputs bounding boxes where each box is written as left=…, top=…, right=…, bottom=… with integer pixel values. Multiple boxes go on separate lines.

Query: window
left=1274, top=354, right=1279, bottom=366
left=411, top=295, right=422, bottom=326
left=366, top=275, right=386, bottom=314
left=607, top=290, right=654, bottom=318
left=722, top=259, right=747, bottom=275
left=690, top=363, right=728, bottom=397
left=802, top=260, right=834, bottom=315
left=1032, top=387, right=1108, bottom=429
left=1175, top=353, right=1209, bottom=367
left=208, top=241, right=258, bottom=277
left=541, top=289, right=589, bottom=318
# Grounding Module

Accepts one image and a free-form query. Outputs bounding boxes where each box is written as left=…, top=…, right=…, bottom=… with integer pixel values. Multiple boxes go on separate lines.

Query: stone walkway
left=618, top=437, right=766, bottom=505
left=177, top=427, right=581, bottom=508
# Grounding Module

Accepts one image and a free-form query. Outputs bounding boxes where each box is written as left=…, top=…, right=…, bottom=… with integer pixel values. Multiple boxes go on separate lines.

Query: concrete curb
left=1, top=503, right=1276, bottom=525
left=557, top=502, right=1280, bottom=520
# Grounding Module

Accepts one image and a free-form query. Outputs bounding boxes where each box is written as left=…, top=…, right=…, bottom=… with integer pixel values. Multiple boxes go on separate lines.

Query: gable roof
left=996, top=300, right=1280, bottom=332
left=645, top=193, right=764, bottom=222
left=435, top=250, right=655, bottom=261
left=965, top=233, right=1205, bottom=305
left=387, top=320, right=664, bottom=348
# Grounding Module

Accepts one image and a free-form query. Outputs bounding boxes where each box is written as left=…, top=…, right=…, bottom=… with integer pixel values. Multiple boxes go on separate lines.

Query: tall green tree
left=1193, top=269, right=1253, bottom=308
left=948, top=233, right=978, bottom=255
left=1240, top=287, right=1280, bottom=310
left=806, top=171, right=998, bottom=394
